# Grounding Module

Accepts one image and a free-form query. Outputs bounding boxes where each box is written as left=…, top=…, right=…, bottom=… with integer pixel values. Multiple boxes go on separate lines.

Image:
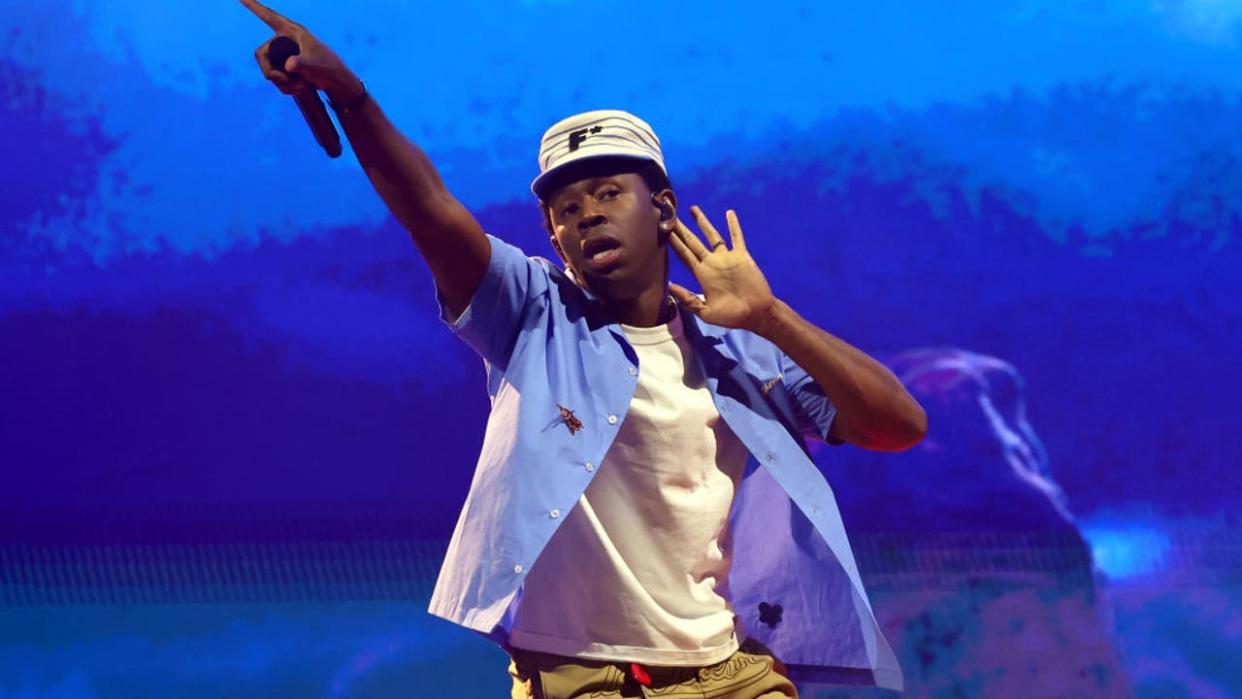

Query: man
left=244, top=2, right=926, bottom=696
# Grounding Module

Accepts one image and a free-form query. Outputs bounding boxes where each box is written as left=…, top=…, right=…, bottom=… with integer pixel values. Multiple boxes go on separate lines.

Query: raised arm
left=242, top=0, right=488, bottom=317
left=668, top=206, right=927, bottom=452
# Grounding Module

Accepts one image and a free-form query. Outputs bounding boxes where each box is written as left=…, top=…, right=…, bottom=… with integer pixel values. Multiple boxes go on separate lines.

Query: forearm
left=756, top=299, right=926, bottom=451
left=331, top=84, right=453, bottom=227
left=328, top=81, right=489, bottom=310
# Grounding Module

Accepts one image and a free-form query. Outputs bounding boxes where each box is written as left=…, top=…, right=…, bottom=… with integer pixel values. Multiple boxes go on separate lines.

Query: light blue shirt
left=428, top=234, right=903, bottom=691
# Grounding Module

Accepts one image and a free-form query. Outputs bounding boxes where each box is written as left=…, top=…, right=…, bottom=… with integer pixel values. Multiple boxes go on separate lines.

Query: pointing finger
left=240, top=0, right=295, bottom=32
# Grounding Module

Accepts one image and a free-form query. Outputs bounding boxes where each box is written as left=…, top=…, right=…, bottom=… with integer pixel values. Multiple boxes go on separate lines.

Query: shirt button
left=607, top=415, right=618, bottom=425
left=628, top=367, right=637, bottom=376
left=764, top=453, right=775, bottom=463
left=549, top=508, right=560, bottom=519
left=584, top=462, right=595, bottom=472
left=513, top=564, right=524, bottom=574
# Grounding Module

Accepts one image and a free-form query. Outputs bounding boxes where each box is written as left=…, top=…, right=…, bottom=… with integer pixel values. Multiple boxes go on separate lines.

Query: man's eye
left=600, top=189, right=620, bottom=199
left=561, top=204, right=579, bottom=217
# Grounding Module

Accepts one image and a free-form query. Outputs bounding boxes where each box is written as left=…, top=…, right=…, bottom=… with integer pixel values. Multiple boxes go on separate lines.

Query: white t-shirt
left=508, top=312, right=752, bottom=666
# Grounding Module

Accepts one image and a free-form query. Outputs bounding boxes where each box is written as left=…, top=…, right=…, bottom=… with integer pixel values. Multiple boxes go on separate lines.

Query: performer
left=244, top=2, right=926, bottom=696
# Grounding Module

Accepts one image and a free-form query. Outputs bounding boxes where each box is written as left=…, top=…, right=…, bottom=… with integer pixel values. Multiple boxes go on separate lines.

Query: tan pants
left=507, top=638, right=799, bottom=699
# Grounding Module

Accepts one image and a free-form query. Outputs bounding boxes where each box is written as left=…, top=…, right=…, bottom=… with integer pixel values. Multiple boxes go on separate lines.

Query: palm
left=668, top=206, right=776, bottom=331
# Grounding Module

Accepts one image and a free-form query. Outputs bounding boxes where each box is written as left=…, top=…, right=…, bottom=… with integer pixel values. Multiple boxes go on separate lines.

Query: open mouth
left=582, top=235, right=622, bottom=269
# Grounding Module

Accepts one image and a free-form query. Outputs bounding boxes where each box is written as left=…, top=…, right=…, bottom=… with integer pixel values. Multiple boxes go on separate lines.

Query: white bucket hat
left=531, top=109, right=667, bottom=199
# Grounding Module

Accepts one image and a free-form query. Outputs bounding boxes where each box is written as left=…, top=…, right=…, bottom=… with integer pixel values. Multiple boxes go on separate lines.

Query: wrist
left=751, top=298, right=795, bottom=339
left=326, top=76, right=367, bottom=112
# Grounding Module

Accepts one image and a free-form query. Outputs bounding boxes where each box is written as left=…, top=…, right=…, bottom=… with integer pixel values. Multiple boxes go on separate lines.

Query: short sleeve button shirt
left=427, top=234, right=903, bottom=691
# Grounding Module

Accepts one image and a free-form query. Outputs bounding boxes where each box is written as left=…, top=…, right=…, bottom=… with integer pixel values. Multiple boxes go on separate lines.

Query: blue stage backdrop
left=3, top=2, right=1240, bottom=697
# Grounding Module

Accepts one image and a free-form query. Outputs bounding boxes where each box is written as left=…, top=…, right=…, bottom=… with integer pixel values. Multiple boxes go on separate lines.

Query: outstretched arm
left=242, top=0, right=488, bottom=317
left=668, top=206, right=927, bottom=452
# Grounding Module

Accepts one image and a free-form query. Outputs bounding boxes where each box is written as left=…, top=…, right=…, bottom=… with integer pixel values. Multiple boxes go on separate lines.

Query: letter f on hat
left=568, top=125, right=603, bottom=152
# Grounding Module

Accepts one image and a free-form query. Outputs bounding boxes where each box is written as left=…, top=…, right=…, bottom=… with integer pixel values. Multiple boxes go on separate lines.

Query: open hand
left=668, top=206, right=778, bottom=333
left=242, top=0, right=362, bottom=103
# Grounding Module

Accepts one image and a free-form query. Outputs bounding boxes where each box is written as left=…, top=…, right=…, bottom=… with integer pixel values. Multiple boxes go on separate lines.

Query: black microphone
left=266, top=36, right=342, bottom=158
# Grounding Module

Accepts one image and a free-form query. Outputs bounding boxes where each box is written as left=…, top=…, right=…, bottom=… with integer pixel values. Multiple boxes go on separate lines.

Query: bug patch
left=557, top=404, right=583, bottom=434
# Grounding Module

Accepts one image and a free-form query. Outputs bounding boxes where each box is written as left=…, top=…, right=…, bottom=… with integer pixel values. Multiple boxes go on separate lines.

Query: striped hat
left=531, top=109, right=667, bottom=198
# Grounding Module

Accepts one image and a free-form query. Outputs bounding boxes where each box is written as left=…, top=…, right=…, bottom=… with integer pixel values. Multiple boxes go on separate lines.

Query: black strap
left=328, top=81, right=368, bottom=115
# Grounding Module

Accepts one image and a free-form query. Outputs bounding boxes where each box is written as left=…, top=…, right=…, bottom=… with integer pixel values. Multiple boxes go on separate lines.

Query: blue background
left=2, top=1, right=1240, bottom=696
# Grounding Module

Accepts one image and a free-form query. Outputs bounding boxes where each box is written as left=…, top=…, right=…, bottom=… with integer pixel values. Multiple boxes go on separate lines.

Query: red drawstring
left=629, top=662, right=652, bottom=687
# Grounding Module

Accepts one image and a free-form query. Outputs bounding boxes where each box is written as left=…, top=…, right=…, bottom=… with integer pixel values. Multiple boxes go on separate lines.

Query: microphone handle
left=292, top=90, right=343, bottom=158
left=267, top=35, right=342, bottom=159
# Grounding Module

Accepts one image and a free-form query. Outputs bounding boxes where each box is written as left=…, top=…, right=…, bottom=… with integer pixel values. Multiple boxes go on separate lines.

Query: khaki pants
left=507, top=638, right=799, bottom=698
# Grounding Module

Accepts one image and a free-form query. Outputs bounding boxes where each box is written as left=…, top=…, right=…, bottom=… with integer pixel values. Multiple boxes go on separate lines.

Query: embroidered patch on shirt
left=557, top=404, right=583, bottom=434
left=758, top=601, right=783, bottom=628
left=760, top=374, right=784, bottom=395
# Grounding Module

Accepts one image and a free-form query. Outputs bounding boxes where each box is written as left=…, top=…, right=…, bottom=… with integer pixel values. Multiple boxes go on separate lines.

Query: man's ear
left=549, top=231, right=568, bottom=265
left=543, top=205, right=569, bottom=264
left=651, top=189, right=678, bottom=240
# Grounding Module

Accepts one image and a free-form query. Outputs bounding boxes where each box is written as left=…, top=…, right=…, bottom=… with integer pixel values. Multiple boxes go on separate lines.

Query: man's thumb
left=669, top=283, right=705, bottom=313
left=284, top=55, right=301, bottom=73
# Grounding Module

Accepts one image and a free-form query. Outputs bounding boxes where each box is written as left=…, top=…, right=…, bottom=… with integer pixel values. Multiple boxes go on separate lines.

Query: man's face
left=545, top=171, right=671, bottom=300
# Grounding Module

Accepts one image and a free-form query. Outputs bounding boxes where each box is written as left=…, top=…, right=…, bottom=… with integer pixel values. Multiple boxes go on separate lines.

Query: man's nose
left=577, top=210, right=607, bottom=231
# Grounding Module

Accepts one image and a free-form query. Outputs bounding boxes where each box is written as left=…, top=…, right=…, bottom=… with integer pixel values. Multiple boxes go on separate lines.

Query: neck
left=575, top=251, right=672, bottom=326
left=601, top=283, right=673, bottom=327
